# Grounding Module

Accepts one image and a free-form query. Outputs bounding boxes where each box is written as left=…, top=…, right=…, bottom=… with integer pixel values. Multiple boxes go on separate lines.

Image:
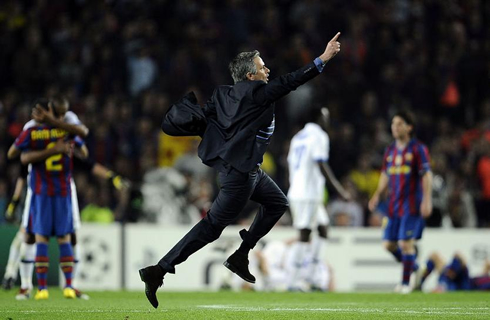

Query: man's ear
left=246, top=73, right=255, bottom=81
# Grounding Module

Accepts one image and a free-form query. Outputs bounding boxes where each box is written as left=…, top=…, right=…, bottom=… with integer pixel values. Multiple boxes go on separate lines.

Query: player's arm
left=368, top=172, right=389, bottom=212
left=32, top=106, right=89, bottom=137
left=92, top=163, right=131, bottom=190
left=417, top=144, right=432, bottom=218
left=72, top=136, right=89, bottom=159
left=20, top=139, right=71, bottom=165
left=252, top=33, right=341, bottom=105
left=319, top=162, right=350, bottom=200
left=7, top=144, right=21, bottom=160
left=5, top=167, right=27, bottom=221
left=420, top=171, right=433, bottom=218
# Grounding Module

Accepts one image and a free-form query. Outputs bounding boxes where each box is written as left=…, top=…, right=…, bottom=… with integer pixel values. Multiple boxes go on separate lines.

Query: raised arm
left=253, top=32, right=341, bottom=105
left=32, top=106, right=89, bottom=138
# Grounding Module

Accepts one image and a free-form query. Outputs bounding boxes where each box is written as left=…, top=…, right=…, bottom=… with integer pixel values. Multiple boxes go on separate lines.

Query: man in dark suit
left=140, top=32, right=342, bottom=308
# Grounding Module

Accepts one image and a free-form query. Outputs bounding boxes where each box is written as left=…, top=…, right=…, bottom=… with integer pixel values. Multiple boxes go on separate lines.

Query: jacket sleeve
left=251, top=62, right=320, bottom=106
left=161, top=92, right=207, bottom=137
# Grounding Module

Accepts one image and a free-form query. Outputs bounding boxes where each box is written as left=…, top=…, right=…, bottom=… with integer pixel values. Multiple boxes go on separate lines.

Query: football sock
left=307, top=237, right=326, bottom=281
left=391, top=247, right=402, bottom=263
left=289, top=241, right=309, bottom=288
left=420, top=259, right=435, bottom=286
left=4, top=231, right=23, bottom=280
left=402, top=254, right=416, bottom=285
left=35, top=243, right=49, bottom=290
left=20, top=243, right=36, bottom=290
left=59, top=243, right=74, bottom=288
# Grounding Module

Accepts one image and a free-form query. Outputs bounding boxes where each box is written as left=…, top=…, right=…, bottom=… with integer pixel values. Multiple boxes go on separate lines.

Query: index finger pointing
left=330, top=32, right=341, bottom=42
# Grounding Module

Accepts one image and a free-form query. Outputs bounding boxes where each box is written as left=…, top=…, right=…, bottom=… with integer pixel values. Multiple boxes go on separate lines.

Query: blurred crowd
left=0, top=0, right=489, bottom=227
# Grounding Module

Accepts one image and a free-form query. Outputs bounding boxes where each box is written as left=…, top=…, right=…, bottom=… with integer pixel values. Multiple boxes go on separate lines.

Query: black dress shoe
left=139, top=265, right=164, bottom=308
left=223, top=250, right=256, bottom=283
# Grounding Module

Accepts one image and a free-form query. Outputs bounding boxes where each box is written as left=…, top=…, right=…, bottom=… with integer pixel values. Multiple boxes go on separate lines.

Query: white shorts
left=289, top=200, right=329, bottom=229
left=22, top=177, right=81, bottom=231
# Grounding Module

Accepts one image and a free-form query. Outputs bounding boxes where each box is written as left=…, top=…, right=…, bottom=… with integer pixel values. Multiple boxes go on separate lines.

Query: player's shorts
left=22, top=186, right=33, bottom=232
left=71, top=179, right=81, bottom=230
left=289, top=200, right=329, bottom=229
left=382, top=214, right=424, bottom=241
left=30, top=194, right=73, bottom=237
left=470, top=276, right=490, bottom=291
left=22, top=179, right=81, bottom=232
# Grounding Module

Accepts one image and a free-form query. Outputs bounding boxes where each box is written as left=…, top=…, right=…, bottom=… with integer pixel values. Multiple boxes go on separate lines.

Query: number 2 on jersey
left=45, top=142, right=62, bottom=171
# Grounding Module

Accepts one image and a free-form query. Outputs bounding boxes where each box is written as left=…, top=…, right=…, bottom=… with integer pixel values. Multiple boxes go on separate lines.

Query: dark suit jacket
left=162, top=62, right=321, bottom=173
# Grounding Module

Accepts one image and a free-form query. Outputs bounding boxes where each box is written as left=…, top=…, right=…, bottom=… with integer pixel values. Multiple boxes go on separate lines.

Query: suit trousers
left=158, top=167, right=289, bottom=274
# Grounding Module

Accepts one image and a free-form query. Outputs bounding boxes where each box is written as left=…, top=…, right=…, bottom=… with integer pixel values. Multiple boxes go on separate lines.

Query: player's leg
left=140, top=167, right=260, bottom=308
left=16, top=230, right=36, bottom=300
left=382, top=217, right=402, bottom=262
left=307, top=204, right=329, bottom=286
left=33, top=233, right=50, bottom=300
left=57, top=234, right=76, bottom=299
left=418, top=251, right=445, bottom=290
left=225, top=169, right=288, bottom=284
left=241, top=169, right=288, bottom=253
left=287, top=200, right=313, bottom=290
left=397, top=215, right=423, bottom=293
left=70, top=179, right=81, bottom=287
left=2, top=230, right=24, bottom=290
left=53, top=195, right=76, bottom=299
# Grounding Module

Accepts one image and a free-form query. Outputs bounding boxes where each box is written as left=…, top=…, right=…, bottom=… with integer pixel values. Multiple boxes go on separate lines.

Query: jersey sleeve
left=14, top=129, right=32, bottom=151
left=415, top=143, right=431, bottom=175
left=312, top=131, right=329, bottom=162
left=64, top=111, right=82, bottom=125
left=73, top=135, right=85, bottom=148
left=381, top=147, right=390, bottom=173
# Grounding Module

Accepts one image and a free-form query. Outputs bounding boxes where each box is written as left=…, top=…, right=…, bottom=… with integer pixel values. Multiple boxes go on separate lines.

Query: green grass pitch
left=1, top=290, right=489, bottom=319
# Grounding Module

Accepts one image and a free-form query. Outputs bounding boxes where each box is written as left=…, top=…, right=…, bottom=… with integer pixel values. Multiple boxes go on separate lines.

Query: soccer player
left=368, top=110, right=433, bottom=294
left=287, top=107, right=350, bottom=290
left=140, top=33, right=342, bottom=308
left=8, top=99, right=83, bottom=300
left=1, top=167, right=27, bottom=290
left=5, top=99, right=129, bottom=299
left=418, top=251, right=490, bottom=292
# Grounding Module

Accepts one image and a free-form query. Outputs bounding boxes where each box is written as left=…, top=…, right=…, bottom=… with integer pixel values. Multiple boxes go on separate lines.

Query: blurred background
left=1, top=0, right=490, bottom=230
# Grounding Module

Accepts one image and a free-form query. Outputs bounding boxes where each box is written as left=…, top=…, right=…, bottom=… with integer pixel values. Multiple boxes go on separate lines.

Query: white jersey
left=22, top=111, right=82, bottom=130
left=287, top=123, right=329, bottom=201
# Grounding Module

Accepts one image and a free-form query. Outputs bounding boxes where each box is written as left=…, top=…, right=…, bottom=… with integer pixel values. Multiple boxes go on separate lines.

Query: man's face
left=249, top=57, right=270, bottom=83
left=53, top=101, right=68, bottom=120
left=391, top=116, right=412, bottom=140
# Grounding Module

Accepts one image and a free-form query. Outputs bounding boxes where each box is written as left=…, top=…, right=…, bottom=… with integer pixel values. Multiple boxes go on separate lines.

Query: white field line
left=196, top=305, right=490, bottom=315
left=2, top=306, right=489, bottom=315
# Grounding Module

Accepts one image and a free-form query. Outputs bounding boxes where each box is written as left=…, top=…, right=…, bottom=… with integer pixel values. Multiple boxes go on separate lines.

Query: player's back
left=15, top=124, right=73, bottom=197
left=287, top=123, right=329, bottom=201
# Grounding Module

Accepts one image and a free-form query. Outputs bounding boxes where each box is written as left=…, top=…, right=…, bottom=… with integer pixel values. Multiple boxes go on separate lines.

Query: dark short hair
left=228, top=50, right=260, bottom=83
left=32, top=98, right=49, bottom=110
left=393, top=109, right=416, bottom=136
left=301, top=106, right=324, bottom=126
left=51, top=95, right=69, bottom=109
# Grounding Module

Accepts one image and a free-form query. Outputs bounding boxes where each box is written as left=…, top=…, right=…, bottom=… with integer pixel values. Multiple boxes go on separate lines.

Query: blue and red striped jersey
left=381, top=138, right=431, bottom=218
left=14, top=124, right=74, bottom=197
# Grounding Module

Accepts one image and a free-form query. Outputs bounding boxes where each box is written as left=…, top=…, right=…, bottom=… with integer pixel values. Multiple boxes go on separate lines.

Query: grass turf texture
left=1, top=290, right=489, bottom=319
